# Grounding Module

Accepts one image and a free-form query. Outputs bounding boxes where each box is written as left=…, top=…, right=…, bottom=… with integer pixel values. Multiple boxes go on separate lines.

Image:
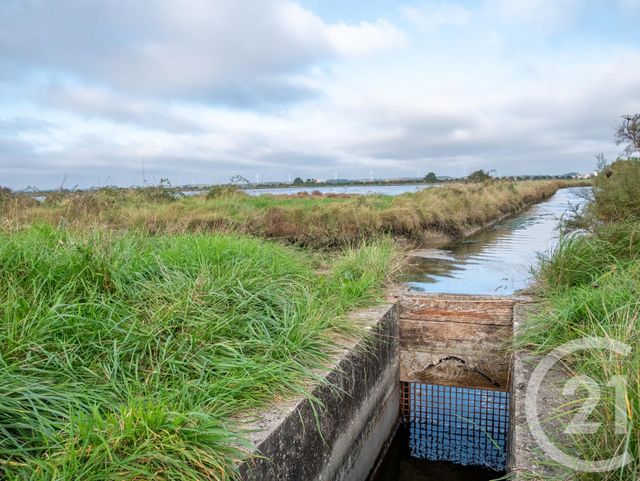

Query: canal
left=372, top=187, right=589, bottom=481
left=405, top=187, right=589, bottom=295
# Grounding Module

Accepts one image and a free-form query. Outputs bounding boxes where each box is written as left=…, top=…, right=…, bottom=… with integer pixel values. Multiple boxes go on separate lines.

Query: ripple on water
left=404, top=187, right=589, bottom=295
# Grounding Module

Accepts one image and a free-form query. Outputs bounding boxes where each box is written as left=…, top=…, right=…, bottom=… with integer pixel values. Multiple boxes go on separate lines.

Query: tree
left=424, top=172, right=437, bottom=183
left=292, top=177, right=304, bottom=185
left=0, top=186, right=12, bottom=205
left=229, top=174, right=250, bottom=185
left=615, top=114, right=640, bottom=156
left=467, top=169, right=492, bottom=183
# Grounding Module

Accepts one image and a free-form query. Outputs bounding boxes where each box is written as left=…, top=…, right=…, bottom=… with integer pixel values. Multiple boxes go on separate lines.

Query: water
left=244, top=183, right=437, bottom=196
left=373, top=383, right=510, bottom=481
left=182, top=183, right=437, bottom=197
left=370, top=424, right=501, bottom=481
left=404, top=187, right=589, bottom=295
left=403, top=384, right=510, bottom=471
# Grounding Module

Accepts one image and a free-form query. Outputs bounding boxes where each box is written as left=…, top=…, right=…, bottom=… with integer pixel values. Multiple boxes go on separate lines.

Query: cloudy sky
left=1, top=0, right=639, bottom=189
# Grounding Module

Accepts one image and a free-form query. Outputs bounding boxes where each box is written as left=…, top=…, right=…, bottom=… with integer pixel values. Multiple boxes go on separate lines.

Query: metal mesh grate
left=400, top=382, right=510, bottom=471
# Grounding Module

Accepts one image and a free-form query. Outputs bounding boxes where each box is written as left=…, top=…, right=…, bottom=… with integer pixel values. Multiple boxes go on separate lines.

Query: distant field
left=1, top=179, right=587, bottom=247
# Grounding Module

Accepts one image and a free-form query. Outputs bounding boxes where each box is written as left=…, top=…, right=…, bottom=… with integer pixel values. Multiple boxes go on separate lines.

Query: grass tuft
left=0, top=226, right=397, bottom=480
left=517, top=221, right=640, bottom=479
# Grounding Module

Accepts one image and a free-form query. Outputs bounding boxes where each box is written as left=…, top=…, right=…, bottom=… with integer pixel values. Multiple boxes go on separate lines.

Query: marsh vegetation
left=516, top=156, right=640, bottom=480
left=0, top=177, right=585, bottom=479
left=1, top=180, right=582, bottom=247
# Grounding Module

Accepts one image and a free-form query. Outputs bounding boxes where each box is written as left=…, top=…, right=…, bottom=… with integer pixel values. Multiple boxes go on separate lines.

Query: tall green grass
left=0, top=226, right=397, bottom=480
left=516, top=222, right=640, bottom=479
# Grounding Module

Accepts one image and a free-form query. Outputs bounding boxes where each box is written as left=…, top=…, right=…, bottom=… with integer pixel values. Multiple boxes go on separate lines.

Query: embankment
left=2, top=180, right=587, bottom=247
left=513, top=221, right=640, bottom=480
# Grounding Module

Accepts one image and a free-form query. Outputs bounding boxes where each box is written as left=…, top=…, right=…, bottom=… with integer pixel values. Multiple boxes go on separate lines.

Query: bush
left=590, top=158, right=640, bottom=222
left=466, top=169, right=493, bottom=183
left=206, top=185, right=245, bottom=199
left=0, top=186, right=12, bottom=201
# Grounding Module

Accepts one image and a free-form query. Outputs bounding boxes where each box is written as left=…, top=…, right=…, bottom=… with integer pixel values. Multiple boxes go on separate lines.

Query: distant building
left=576, top=171, right=598, bottom=179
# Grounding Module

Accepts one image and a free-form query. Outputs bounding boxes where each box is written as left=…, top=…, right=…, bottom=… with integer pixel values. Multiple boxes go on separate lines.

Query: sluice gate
left=240, top=293, right=521, bottom=481
left=377, top=292, right=518, bottom=477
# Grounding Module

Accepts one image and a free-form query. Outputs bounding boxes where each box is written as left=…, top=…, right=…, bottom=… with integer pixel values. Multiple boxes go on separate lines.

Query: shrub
left=590, top=158, right=640, bottom=222
left=206, top=185, right=245, bottom=199
left=133, top=178, right=182, bottom=203
left=466, top=169, right=493, bottom=183
left=0, top=186, right=12, bottom=201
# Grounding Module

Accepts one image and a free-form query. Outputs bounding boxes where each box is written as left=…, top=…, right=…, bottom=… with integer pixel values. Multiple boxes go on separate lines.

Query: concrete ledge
left=239, top=303, right=399, bottom=481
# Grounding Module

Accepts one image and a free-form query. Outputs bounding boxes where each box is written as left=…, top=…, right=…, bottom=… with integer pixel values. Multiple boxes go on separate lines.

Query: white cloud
left=327, top=20, right=407, bottom=55
left=0, top=0, right=404, bottom=102
left=486, top=0, right=585, bottom=29
left=2, top=0, right=640, bottom=188
left=401, top=3, right=472, bottom=31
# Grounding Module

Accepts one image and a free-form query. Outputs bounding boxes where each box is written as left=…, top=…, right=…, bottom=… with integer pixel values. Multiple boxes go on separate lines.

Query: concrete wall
left=239, top=303, right=399, bottom=481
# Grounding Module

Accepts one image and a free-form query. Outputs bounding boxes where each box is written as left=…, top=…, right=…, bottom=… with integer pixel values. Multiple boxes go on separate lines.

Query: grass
left=0, top=177, right=587, bottom=479
left=1, top=180, right=585, bottom=247
left=516, top=224, right=640, bottom=478
left=0, top=225, right=398, bottom=480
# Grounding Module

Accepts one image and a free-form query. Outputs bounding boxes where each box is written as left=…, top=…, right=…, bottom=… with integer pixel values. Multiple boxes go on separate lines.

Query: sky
left=1, top=0, right=639, bottom=189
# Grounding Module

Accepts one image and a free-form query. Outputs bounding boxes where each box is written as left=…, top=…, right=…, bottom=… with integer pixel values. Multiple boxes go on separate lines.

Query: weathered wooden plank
left=400, top=350, right=511, bottom=391
left=401, top=292, right=516, bottom=302
left=401, top=302, right=513, bottom=325
left=399, top=319, right=511, bottom=355
left=399, top=295, right=515, bottom=325
left=397, top=292, right=515, bottom=391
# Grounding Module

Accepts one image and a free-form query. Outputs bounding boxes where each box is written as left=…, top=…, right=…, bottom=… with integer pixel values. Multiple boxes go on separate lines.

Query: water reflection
left=243, top=183, right=437, bottom=196
left=405, top=187, right=589, bottom=295
left=405, top=385, right=509, bottom=471
left=370, top=424, right=502, bottom=481
left=184, top=183, right=438, bottom=197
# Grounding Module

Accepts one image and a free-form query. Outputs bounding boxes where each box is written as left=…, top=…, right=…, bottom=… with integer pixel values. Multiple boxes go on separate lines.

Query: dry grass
left=2, top=180, right=585, bottom=247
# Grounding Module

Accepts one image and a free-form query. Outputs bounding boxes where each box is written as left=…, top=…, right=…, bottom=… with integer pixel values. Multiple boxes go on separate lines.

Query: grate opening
left=399, top=381, right=510, bottom=471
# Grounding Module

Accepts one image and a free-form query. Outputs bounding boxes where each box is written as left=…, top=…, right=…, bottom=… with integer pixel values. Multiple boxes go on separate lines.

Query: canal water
left=372, top=187, right=589, bottom=481
left=404, top=187, right=589, bottom=295
left=371, top=424, right=500, bottom=481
